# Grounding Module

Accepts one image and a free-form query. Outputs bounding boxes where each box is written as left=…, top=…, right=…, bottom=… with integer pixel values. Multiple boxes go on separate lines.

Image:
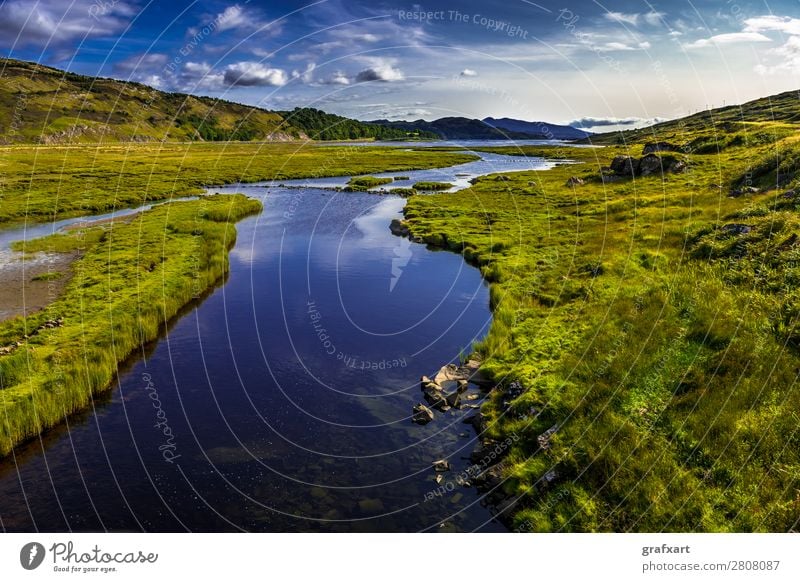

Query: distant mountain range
left=367, top=116, right=591, bottom=141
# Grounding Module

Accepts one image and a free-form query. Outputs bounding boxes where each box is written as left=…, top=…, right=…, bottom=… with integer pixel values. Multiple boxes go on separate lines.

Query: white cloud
left=460, top=69, right=478, bottom=77
left=604, top=11, right=663, bottom=27
left=0, top=0, right=135, bottom=47
left=744, top=15, right=800, bottom=36
left=223, top=61, right=288, bottom=86
left=755, top=35, right=800, bottom=75
left=184, top=61, right=212, bottom=76
left=684, top=32, right=772, bottom=49
left=354, top=58, right=404, bottom=83
left=319, top=71, right=351, bottom=85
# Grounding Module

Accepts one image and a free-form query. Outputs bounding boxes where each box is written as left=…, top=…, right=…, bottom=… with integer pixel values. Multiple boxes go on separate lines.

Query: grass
left=413, top=181, right=453, bottom=191
left=343, top=176, right=394, bottom=191
left=0, top=194, right=262, bottom=457
left=403, top=119, right=800, bottom=532
left=0, top=142, right=477, bottom=223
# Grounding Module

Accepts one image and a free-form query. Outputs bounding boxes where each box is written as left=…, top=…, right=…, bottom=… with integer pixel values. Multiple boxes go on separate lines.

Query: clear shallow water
left=0, top=150, right=565, bottom=532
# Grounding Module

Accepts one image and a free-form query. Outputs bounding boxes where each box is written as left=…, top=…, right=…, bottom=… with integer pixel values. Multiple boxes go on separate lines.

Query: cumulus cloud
left=0, top=0, right=136, bottom=47
left=223, top=61, right=288, bottom=86
left=318, top=71, right=351, bottom=85
left=354, top=59, right=404, bottom=83
left=755, top=36, right=800, bottom=75
left=684, top=32, right=772, bottom=49
left=460, top=69, right=478, bottom=77
left=744, top=15, right=800, bottom=36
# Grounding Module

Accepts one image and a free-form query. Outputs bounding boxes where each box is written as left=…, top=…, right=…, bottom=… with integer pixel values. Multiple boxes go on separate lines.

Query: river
left=0, top=150, right=554, bottom=532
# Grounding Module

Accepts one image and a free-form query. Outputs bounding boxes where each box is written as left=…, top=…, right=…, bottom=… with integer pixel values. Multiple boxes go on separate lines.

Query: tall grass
left=0, top=194, right=261, bottom=457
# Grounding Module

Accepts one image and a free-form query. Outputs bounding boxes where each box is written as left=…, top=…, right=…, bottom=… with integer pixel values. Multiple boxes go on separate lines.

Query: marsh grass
left=0, top=194, right=261, bottom=457
left=405, top=121, right=800, bottom=531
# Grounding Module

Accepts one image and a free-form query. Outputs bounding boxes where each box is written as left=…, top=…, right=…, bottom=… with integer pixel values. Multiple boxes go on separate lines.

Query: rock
left=466, top=394, right=480, bottom=401
left=668, top=159, right=687, bottom=174
left=643, top=141, right=681, bottom=154
left=412, top=403, right=434, bottom=424
left=445, top=391, right=462, bottom=409
left=610, top=155, right=639, bottom=177
left=433, top=363, right=463, bottom=385
left=457, top=379, right=469, bottom=392
left=537, top=425, right=558, bottom=450
left=420, top=375, right=439, bottom=391
left=432, top=459, right=451, bottom=472
left=638, top=153, right=664, bottom=176
left=730, top=186, right=759, bottom=197
left=721, top=223, right=752, bottom=236
left=423, top=387, right=449, bottom=411
left=435, top=474, right=444, bottom=484
left=390, top=218, right=410, bottom=237
left=565, top=176, right=585, bottom=187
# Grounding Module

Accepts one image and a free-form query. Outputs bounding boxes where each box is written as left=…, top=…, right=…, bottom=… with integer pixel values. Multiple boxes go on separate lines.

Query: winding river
left=0, top=149, right=554, bottom=532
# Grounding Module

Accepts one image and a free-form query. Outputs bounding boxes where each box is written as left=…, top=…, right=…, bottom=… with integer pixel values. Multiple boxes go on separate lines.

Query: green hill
left=0, top=58, right=308, bottom=144
left=0, top=59, right=434, bottom=144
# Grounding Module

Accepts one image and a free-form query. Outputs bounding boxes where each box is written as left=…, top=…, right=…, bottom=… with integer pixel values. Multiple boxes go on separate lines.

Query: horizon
left=2, top=1, right=799, bottom=133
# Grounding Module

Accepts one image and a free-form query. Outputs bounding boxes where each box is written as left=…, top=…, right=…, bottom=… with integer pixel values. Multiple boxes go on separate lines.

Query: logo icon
left=20, top=542, right=46, bottom=570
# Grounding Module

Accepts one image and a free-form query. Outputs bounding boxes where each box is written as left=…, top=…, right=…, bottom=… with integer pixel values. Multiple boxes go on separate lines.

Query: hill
left=0, top=58, right=306, bottom=144
left=276, top=107, right=438, bottom=140
left=482, top=117, right=590, bottom=140
left=367, top=116, right=589, bottom=141
left=0, top=59, right=432, bottom=144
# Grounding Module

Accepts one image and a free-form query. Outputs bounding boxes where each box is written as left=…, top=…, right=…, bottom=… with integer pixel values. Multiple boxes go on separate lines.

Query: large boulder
left=638, top=153, right=664, bottom=176
left=609, top=155, right=640, bottom=177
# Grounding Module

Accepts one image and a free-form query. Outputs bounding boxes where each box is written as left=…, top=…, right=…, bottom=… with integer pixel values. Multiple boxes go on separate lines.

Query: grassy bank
left=0, top=194, right=261, bottom=457
left=403, top=123, right=800, bottom=531
left=0, top=142, right=476, bottom=223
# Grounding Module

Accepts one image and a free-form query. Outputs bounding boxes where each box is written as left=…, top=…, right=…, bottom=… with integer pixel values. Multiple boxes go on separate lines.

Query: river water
left=0, top=151, right=552, bottom=532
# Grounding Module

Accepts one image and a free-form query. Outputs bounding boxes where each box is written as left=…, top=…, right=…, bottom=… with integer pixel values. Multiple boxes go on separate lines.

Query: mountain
left=0, top=59, right=430, bottom=144
left=482, top=117, right=591, bottom=140
left=276, top=107, right=438, bottom=141
left=366, top=116, right=591, bottom=141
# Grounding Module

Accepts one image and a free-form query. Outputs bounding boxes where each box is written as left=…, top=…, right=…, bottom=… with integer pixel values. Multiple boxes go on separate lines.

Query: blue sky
left=1, top=0, right=799, bottom=130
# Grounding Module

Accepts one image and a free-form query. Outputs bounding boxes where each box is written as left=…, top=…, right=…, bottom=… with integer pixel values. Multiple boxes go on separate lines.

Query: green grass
left=404, top=119, right=800, bottom=532
left=0, top=142, right=476, bottom=223
left=343, top=175, right=394, bottom=191
left=0, top=194, right=261, bottom=457
left=412, top=181, right=453, bottom=191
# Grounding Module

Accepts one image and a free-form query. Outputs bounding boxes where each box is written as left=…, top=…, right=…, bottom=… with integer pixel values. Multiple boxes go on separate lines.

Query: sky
left=1, top=0, right=799, bottom=131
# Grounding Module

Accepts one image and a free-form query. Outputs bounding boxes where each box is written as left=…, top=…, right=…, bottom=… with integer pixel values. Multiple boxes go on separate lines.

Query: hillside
left=482, top=117, right=590, bottom=140
left=367, top=116, right=589, bottom=141
left=0, top=58, right=306, bottom=143
left=587, top=88, right=800, bottom=149
left=0, top=59, right=431, bottom=144
left=277, top=107, right=438, bottom=140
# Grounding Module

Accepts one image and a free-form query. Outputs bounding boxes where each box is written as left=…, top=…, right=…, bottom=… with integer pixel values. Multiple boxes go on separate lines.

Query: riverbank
left=0, top=142, right=477, bottom=224
left=0, top=194, right=261, bottom=457
left=401, top=135, right=800, bottom=531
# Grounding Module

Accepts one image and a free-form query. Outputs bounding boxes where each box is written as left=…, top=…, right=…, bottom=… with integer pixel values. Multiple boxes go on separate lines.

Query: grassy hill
left=0, top=59, right=433, bottom=144
left=401, top=88, right=800, bottom=531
